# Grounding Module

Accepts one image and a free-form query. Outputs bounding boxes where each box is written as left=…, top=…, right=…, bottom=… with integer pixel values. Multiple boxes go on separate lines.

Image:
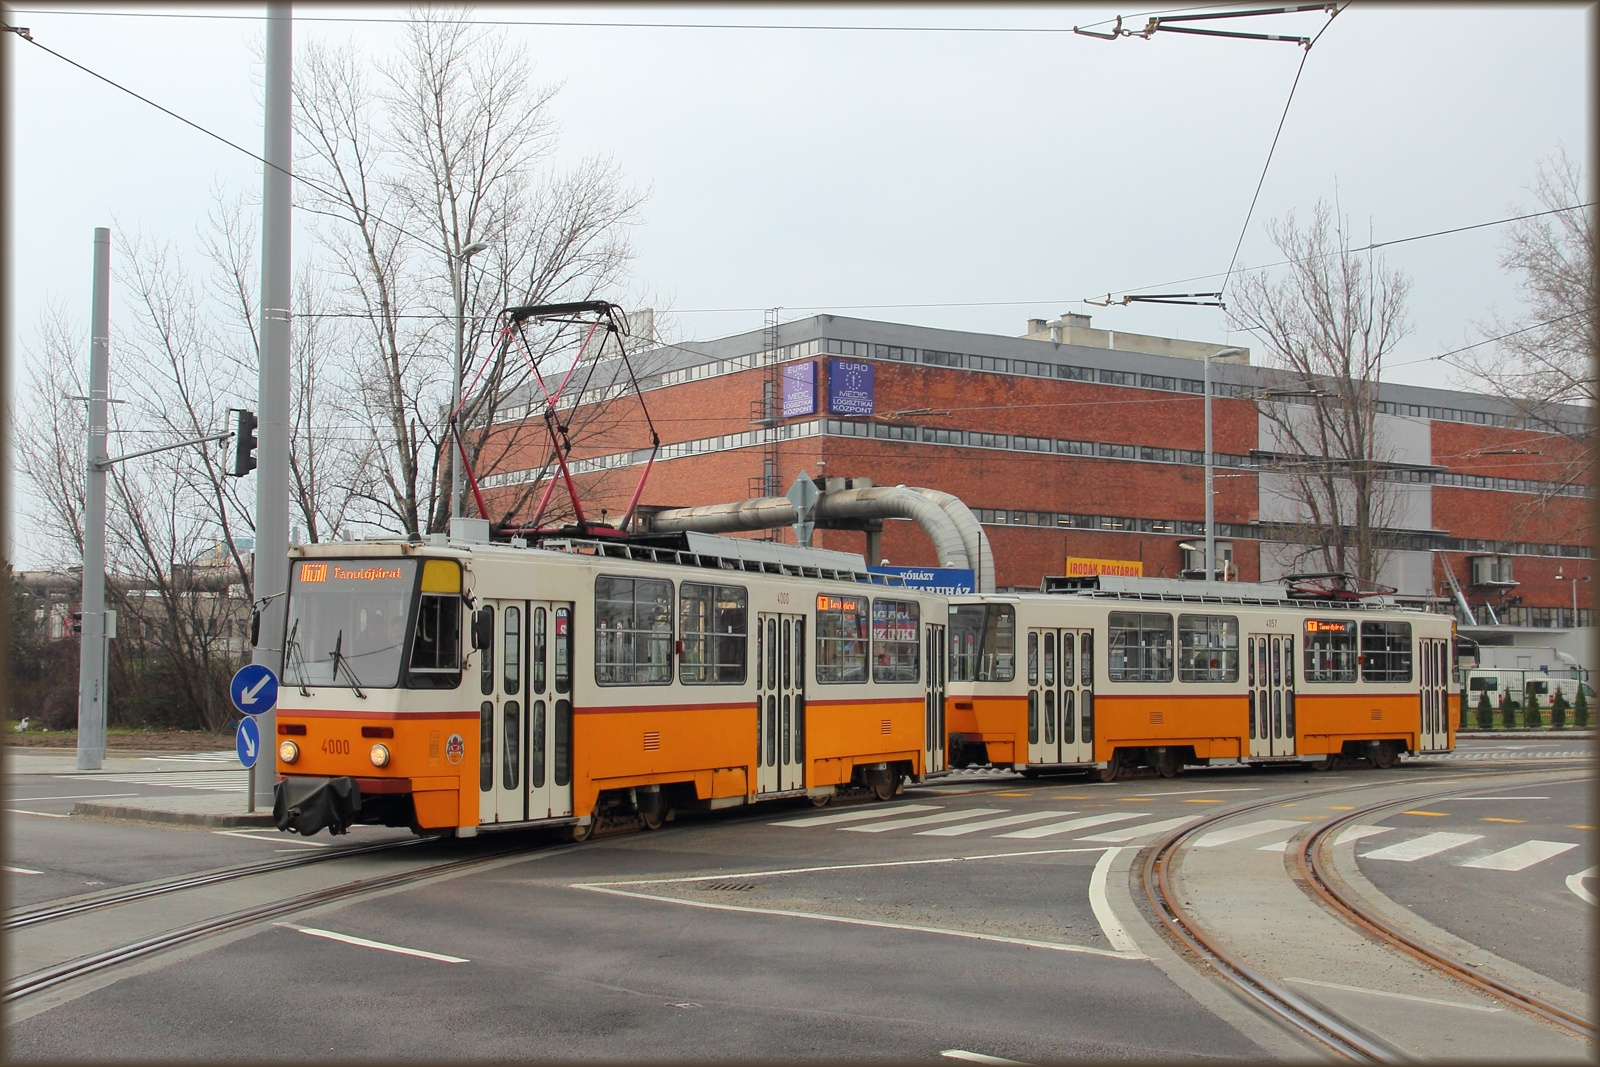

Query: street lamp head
left=1210, top=347, right=1244, bottom=360
left=460, top=241, right=490, bottom=259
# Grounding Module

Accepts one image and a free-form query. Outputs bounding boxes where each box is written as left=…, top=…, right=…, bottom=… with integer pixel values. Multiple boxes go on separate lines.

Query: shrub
left=1474, top=690, right=1494, bottom=730
left=1550, top=689, right=1569, bottom=730
left=1523, top=686, right=1544, bottom=729
left=1499, top=691, right=1519, bottom=729
left=1576, top=686, right=1590, bottom=729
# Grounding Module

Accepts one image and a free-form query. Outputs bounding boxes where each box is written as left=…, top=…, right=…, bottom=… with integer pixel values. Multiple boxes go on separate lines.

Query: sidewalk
left=5, top=746, right=276, bottom=828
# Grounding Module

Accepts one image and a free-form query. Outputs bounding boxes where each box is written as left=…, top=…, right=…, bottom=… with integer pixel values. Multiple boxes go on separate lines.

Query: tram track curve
left=1139, top=761, right=1591, bottom=1061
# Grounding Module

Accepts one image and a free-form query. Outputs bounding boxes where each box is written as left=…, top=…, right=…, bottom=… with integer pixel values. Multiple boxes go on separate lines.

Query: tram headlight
left=279, top=740, right=299, bottom=764
left=369, top=743, right=390, bottom=768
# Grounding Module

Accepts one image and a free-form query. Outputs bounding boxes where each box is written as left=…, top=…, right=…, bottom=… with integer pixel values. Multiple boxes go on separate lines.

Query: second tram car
left=271, top=531, right=947, bottom=838
left=945, top=575, right=1456, bottom=780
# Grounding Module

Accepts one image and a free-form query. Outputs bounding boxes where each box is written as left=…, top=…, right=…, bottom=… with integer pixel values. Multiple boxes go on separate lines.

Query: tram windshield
left=948, top=603, right=1016, bottom=682
left=283, top=559, right=420, bottom=689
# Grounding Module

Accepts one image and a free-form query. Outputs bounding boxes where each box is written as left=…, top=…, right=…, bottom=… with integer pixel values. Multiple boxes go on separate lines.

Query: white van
left=1463, top=670, right=1594, bottom=708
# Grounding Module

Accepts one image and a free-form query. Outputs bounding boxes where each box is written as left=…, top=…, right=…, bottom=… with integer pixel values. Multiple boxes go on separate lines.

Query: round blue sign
left=230, top=663, right=278, bottom=716
left=236, top=716, right=261, bottom=769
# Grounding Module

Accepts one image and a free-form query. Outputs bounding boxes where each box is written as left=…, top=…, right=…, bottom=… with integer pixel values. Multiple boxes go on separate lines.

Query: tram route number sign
left=236, top=716, right=261, bottom=770
left=229, top=663, right=279, bottom=716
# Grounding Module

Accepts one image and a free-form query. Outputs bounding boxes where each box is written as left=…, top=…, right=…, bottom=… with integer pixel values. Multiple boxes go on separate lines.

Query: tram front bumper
left=274, top=775, right=362, bottom=836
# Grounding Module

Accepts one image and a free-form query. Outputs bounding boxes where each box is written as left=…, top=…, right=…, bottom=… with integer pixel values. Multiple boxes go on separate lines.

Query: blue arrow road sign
left=229, top=663, right=278, bottom=716
left=236, top=716, right=261, bottom=769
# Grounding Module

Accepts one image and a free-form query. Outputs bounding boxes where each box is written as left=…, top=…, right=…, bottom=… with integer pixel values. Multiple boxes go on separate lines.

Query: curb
left=72, top=801, right=276, bottom=828
left=1458, top=731, right=1595, bottom=740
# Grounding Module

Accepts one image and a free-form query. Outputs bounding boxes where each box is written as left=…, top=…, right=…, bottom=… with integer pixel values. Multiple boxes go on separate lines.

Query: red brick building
left=477, top=312, right=1591, bottom=645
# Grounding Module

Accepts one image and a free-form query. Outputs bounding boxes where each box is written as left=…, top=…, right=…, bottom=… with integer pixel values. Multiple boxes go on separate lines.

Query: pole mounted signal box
left=230, top=409, right=258, bottom=477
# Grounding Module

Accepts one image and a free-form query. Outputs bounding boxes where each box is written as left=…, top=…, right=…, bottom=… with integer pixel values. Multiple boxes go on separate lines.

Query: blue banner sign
left=782, top=360, right=817, bottom=417
left=828, top=359, right=874, bottom=415
left=869, top=566, right=976, bottom=594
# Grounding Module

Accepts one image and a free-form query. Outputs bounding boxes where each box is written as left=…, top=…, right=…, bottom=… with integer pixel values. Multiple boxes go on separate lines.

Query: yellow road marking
left=1051, top=795, right=1091, bottom=800
left=1568, top=824, right=1594, bottom=831
left=1404, top=810, right=1449, bottom=817
left=1328, top=805, right=1355, bottom=811
left=1183, top=798, right=1223, bottom=804
left=1123, top=797, right=1151, bottom=802
left=992, top=792, right=1029, bottom=797
left=1482, top=817, right=1525, bottom=824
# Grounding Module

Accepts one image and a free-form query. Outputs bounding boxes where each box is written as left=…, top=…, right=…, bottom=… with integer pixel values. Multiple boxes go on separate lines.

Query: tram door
left=924, top=623, right=947, bottom=775
left=756, top=612, right=806, bottom=794
left=1027, top=629, right=1094, bottom=766
left=1247, top=633, right=1296, bottom=758
left=1419, top=637, right=1450, bottom=751
left=480, top=600, right=573, bottom=824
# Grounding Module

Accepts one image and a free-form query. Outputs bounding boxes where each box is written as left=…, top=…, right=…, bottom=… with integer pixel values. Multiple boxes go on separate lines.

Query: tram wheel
left=566, top=818, right=595, bottom=843
left=1156, top=751, right=1181, bottom=778
left=1307, top=754, right=1336, bottom=772
left=869, top=775, right=900, bottom=802
left=1371, top=742, right=1399, bottom=769
left=809, top=792, right=833, bottom=808
left=639, top=807, right=665, bottom=831
left=1091, top=751, right=1124, bottom=783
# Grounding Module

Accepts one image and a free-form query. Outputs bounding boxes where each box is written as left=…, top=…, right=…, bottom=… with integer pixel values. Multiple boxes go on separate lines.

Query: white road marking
left=577, top=883, right=1143, bottom=960
left=58, top=771, right=241, bottom=792
left=1332, top=824, right=1394, bottom=846
left=1088, top=846, right=1140, bottom=954
left=844, top=808, right=1006, bottom=833
left=1459, top=840, right=1578, bottom=871
left=917, top=811, right=1078, bottom=836
left=1194, top=819, right=1302, bottom=847
left=8, top=793, right=140, bottom=802
left=771, top=804, right=939, bottom=828
left=212, top=829, right=329, bottom=848
left=1285, top=977, right=1501, bottom=1013
left=137, top=750, right=237, bottom=762
left=7, top=809, right=71, bottom=819
left=994, top=812, right=1144, bottom=839
left=1257, top=839, right=1296, bottom=852
left=277, top=923, right=467, bottom=963
left=1078, top=815, right=1200, bottom=843
left=5, top=865, right=43, bottom=875
left=1566, top=866, right=1597, bottom=905
left=1362, top=832, right=1483, bottom=862
left=942, top=1050, right=1031, bottom=1065
left=1441, top=796, right=1550, bottom=801
left=1130, top=787, right=1263, bottom=797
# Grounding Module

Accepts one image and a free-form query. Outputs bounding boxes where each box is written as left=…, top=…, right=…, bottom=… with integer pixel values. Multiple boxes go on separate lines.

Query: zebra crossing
left=56, top=770, right=245, bottom=792
left=771, top=803, right=1589, bottom=875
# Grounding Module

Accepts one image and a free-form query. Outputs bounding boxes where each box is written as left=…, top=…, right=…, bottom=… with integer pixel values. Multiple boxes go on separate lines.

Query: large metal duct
left=644, top=485, right=974, bottom=577
left=908, top=487, right=995, bottom=593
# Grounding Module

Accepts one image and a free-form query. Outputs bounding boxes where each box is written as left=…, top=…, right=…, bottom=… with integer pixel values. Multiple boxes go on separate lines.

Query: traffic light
left=70, top=611, right=83, bottom=635
left=231, top=409, right=258, bottom=477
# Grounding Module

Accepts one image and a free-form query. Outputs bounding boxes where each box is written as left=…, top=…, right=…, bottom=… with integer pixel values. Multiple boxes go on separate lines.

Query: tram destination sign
left=868, top=566, right=975, bottom=594
left=827, top=359, right=874, bottom=415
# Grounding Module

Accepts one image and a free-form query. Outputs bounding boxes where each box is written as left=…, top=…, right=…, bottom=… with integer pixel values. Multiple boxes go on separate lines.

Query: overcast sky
left=3, top=3, right=1592, bottom=565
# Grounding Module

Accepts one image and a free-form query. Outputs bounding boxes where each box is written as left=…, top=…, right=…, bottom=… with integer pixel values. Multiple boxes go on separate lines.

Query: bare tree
left=293, top=7, right=645, bottom=537
left=1459, top=147, right=1595, bottom=539
left=1229, top=201, right=1413, bottom=586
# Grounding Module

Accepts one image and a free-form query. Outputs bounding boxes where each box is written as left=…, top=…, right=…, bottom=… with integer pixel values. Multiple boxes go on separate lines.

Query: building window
left=921, top=427, right=963, bottom=445
left=1141, top=446, right=1177, bottom=463
left=1015, top=435, right=1052, bottom=452
left=1097, top=442, right=1136, bottom=459
left=1139, top=374, right=1177, bottom=391
left=1108, top=612, right=1174, bottom=681
left=816, top=593, right=869, bottom=683
left=824, top=338, right=869, bottom=357
left=679, top=582, right=747, bottom=685
left=1057, top=439, right=1094, bottom=455
left=1178, top=614, right=1239, bottom=682
left=970, top=432, right=1009, bottom=449
left=1014, top=359, right=1052, bottom=377
left=873, top=422, right=918, bottom=441
left=921, top=349, right=964, bottom=368
left=1303, top=619, right=1357, bottom=682
left=871, top=344, right=917, bottom=362
left=970, top=355, right=1010, bottom=373
left=871, top=598, right=920, bottom=682
left=948, top=603, right=1015, bottom=682
left=1360, top=621, right=1412, bottom=682
left=594, top=576, right=673, bottom=685
left=1056, top=365, right=1094, bottom=382
left=1099, top=369, right=1136, bottom=386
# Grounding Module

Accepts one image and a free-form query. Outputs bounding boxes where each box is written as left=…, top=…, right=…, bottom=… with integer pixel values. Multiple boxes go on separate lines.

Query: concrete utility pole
left=252, top=1, right=292, bottom=806
left=75, top=228, right=111, bottom=771
left=1203, top=347, right=1244, bottom=581
left=451, top=240, right=490, bottom=523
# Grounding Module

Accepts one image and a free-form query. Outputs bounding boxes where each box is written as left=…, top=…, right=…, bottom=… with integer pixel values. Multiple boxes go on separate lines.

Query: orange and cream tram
left=271, top=531, right=948, bottom=837
left=944, top=574, right=1457, bottom=781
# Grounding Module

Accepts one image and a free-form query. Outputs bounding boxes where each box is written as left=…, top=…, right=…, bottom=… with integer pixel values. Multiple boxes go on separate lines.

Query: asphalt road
left=4, top=736, right=1591, bottom=1060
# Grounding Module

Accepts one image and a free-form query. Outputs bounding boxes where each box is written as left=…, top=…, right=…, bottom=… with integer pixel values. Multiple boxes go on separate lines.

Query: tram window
left=1360, top=621, right=1413, bottom=682
left=1177, top=615, right=1239, bottom=682
left=554, top=608, right=571, bottom=694
left=407, top=593, right=462, bottom=688
left=554, top=698, right=572, bottom=787
left=478, top=606, right=495, bottom=696
left=1302, top=620, right=1357, bottom=682
left=1027, top=632, right=1039, bottom=686
left=948, top=604, right=1016, bottom=682
left=1107, top=612, right=1174, bottom=682
left=871, top=598, right=920, bottom=683
left=794, top=618, right=807, bottom=765
left=1062, top=634, right=1075, bottom=687
left=1043, top=632, right=1055, bottom=687
left=817, top=594, right=869, bottom=683
left=679, top=583, right=747, bottom=685
left=504, top=606, right=522, bottom=695
left=502, top=700, right=520, bottom=791
left=478, top=701, right=493, bottom=792
left=595, top=576, right=673, bottom=686
left=531, top=608, right=547, bottom=695
left=530, top=700, right=546, bottom=788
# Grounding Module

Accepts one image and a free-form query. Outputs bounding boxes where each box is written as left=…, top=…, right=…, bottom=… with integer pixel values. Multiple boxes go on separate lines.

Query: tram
left=944, top=574, right=1457, bottom=780
left=271, top=531, right=948, bottom=838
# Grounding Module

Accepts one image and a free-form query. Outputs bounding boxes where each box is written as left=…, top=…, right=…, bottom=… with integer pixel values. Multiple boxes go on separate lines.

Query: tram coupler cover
left=274, top=776, right=361, bottom=836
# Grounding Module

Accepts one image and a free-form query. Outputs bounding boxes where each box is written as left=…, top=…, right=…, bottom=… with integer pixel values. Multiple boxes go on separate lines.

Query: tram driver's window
left=407, top=560, right=462, bottom=688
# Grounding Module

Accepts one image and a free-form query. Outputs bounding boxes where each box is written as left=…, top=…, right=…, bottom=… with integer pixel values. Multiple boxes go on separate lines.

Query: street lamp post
left=1554, top=570, right=1590, bottom=625
left=451, top=241, right=491, bottom=524
left=1203, top=347, right=1244, bottom=581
